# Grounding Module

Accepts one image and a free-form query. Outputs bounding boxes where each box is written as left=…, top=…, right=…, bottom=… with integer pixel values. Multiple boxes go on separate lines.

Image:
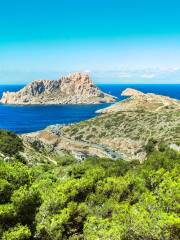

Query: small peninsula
left=0, top=72, right=116, bottom=105
left=97, top=88, right=180, bottom=113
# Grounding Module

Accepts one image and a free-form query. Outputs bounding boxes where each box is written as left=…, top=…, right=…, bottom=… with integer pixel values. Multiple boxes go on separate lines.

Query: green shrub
left=2, top=224, right=31, bottom=240
left=0, top=179, right=12, bottom=203
left=11, top=186, right=41, bottom=225
left=0, top=129, right=24, bottom=156
left=144, top=138, right=157, bottom=154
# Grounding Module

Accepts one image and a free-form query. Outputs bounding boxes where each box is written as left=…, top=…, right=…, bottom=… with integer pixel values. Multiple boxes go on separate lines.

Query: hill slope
left=22, top=88, right=180, bottom=162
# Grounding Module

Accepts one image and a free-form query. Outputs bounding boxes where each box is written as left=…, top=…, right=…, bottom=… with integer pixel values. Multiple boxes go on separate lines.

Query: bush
left=0, top=129, right=24, bottom=156
left=144, top=149, right=180, bottom=171
left=144, top=138, right=157, bottom=154
left=11, top=186, right=41, bottom=225
left=0, top=179, right=12, bottom=203
left=2, top=224, right=31, bottom=240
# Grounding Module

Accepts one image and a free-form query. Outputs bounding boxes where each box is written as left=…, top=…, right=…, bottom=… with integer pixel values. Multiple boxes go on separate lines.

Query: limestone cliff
left=0, top=73, right=116, bottom=105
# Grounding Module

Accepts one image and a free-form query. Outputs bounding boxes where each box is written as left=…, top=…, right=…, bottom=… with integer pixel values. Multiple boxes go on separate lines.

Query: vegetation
left=0, top=129, right=24, bottom=157
left=0, top=130, right=179, bottom=239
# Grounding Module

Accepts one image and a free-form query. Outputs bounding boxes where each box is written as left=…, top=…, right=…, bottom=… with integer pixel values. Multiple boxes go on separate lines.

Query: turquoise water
left=0, top=84, right=179, bottom=133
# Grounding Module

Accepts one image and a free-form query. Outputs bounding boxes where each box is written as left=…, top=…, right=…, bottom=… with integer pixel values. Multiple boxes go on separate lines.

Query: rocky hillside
left=97, top=88, right=180, bottom=113
left=22, top=89, right=180, bottom=162
left=0, top=73, right=116, bottom=105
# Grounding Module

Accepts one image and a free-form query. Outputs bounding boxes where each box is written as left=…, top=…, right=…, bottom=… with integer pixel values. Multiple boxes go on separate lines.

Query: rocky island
left=0, top=72, right=116, bottom=105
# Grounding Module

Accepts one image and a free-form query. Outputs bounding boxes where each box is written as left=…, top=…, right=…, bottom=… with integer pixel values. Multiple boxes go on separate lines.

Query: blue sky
left=1, top=0, right=180, bottom=83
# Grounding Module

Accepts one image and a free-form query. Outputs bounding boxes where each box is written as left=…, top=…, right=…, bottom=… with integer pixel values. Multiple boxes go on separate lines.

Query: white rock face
left=0, top=73, right=116, bottom=105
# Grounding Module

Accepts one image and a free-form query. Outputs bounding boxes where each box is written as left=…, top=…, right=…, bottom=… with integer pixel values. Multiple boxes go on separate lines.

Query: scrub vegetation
left=0, top=130, right=179, bottom=240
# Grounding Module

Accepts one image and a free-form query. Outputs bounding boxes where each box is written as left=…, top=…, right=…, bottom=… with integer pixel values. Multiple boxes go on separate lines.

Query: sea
left=0, top=84, right=179, bottom=134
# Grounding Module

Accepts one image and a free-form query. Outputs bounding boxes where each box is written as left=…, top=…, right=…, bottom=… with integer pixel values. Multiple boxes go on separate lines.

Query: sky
left=1, top=0, right=180, bottom=84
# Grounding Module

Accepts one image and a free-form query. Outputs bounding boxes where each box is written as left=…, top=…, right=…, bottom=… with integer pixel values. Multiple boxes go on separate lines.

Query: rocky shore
left=0, top=72, right=116, bottom=105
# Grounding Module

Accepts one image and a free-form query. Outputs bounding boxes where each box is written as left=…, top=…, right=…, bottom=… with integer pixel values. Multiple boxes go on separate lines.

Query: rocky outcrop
left=0, top=73, right=116, bottom=105
left=97, top=88, right=180, bottom=113
left=121, top=88, right=144, bottom=97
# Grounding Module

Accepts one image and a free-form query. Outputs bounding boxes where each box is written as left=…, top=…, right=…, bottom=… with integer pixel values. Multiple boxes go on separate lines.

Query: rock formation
left=0, top=73, right=116, bottom=105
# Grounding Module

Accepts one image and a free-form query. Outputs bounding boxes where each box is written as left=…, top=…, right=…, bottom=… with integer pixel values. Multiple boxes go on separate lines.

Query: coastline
left=0, top=84, right=180, bottom=134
